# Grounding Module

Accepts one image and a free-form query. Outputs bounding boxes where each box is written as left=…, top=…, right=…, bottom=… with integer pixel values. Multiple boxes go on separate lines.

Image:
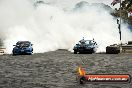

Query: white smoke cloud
left=43, top=0, right=113, bottom=10
left=0, top=0, right=131, bottom=53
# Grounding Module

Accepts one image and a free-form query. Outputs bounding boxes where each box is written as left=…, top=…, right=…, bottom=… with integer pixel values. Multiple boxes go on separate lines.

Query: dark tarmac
left=0, top=50, right=132, bottom=88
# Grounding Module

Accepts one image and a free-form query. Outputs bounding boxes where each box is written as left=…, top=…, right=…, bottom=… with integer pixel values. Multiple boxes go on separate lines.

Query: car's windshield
left=87, top=40, right=94, bottom=45
left=79, top=40, right=93, bottom=45
left=16, top=42, right=30, bottom=47
left=79, top=40, right=86, bottom=44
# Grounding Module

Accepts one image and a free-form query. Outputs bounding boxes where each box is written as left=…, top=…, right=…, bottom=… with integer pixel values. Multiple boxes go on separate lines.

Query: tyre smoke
left=0, top=0, right=131, bottom=53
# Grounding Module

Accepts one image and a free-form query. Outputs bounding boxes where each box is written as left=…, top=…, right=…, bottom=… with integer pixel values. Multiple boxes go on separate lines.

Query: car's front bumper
left=74, top=47, right=95, bottom=53
left=13, top=49, right=32, bottom=55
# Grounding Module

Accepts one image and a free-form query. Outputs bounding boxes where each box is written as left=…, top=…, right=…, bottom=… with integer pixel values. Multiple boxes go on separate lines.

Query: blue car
left=12, top=41, right=33, bottom=55
left=73, top=38, right=97, bottom=54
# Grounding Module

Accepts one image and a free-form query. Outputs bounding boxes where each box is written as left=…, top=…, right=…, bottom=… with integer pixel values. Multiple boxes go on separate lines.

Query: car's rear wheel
left=13, top=52, right=17, bottom=56
left=74, top=50, right=77, bottom=54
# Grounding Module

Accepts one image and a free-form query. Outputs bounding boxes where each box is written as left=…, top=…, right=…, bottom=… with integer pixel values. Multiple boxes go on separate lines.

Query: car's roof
left=79, top=40, right=93, bottom=42
left=17, top=41, right=31, bottom=43
left=85, top=40, right=93, bottom=41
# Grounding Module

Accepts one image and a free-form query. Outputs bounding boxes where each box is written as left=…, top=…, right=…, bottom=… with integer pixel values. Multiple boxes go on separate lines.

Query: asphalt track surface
left=0, top=50, right=132, bottom=88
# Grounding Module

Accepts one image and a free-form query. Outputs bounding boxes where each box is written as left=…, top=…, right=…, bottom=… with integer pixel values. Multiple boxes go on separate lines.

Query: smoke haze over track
left=0, top=0, right=132, bottom=53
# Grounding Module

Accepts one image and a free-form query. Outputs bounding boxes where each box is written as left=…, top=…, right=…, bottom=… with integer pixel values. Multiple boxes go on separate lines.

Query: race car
left=12, top=41, right=33, bottom=55
left=73, top=38, right=97, bottom=54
